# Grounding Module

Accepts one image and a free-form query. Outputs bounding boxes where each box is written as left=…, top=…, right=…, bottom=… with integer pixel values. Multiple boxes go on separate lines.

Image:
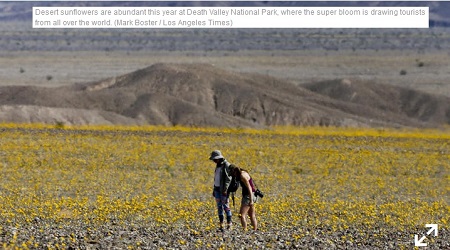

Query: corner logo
left=414, top=224, right=438, bottom=247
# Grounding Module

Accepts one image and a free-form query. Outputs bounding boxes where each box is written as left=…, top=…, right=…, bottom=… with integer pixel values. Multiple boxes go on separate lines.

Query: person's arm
left=241, top=172, right=254, bottom=205
left=222, top=164, right=232, bottom=194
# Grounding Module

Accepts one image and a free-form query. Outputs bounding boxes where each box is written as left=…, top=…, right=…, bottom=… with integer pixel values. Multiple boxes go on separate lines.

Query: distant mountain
left=1, top=1, right=450, bottom=26
left=303, top=79, right=450, bottom=126
left=0, top=63, right=449, bottom=128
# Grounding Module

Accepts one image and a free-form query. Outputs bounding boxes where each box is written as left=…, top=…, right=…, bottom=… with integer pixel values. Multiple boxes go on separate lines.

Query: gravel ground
left=1, top=221, right=448, bottom=249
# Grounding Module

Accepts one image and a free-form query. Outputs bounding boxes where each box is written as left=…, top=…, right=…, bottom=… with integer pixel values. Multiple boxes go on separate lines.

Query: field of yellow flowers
left=0, top=124, right=448, bottom=249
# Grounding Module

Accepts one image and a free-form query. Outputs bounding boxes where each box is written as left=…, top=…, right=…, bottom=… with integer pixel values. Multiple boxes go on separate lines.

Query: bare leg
left=249, top=205, right=257, bottom=230
left=239, top=205, right=250, bottom=230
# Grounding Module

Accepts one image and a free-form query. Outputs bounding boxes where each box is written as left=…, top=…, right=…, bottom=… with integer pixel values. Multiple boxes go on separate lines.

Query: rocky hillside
left=0, top=63, right=449, bottom=128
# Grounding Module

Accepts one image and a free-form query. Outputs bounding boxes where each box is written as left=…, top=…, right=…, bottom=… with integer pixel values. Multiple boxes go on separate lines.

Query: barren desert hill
left=303, top=79, right=450, bottom=126
left=0, top=63, right=449, bottom=128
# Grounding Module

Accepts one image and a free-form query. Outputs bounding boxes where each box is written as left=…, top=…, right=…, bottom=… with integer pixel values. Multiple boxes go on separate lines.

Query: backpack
left=227, top=164, right=240, bottom=193
left=227, top=174, right=240, bottom=193
left=227, top=164, right=240, bottom=208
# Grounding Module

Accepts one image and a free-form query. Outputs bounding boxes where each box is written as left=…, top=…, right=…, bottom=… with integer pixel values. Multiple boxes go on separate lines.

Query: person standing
left=232, top=167, right=258, bottom=231
left=210, top=150, right=233, bottom=231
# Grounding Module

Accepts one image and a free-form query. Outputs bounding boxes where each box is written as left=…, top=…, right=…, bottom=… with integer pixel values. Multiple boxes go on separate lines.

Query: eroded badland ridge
left=1, top=2, right=450, bottom=128
left=0, top=63, right=449, bottom=128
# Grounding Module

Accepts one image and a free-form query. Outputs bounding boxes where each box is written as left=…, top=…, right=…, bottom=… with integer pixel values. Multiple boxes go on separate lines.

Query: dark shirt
left=241, top=177, right=256, bottom=196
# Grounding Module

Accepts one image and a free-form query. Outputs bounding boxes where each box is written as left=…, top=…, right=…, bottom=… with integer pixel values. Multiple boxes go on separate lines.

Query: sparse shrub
left=55, top=121, right=65, bottom=129
left=399, top=70, right=407, bottom=75
left=293, top=166, right=303, bottom=174
left=19, top=68, right=25, bottom=73
left=46, top=75, right=53, bottom=81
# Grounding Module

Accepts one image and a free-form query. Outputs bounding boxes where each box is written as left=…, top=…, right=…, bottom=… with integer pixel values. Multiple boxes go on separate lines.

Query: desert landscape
left=1, top=12, right=450, bottom=128
left=1, top=22, right=450, bottom=128
left=0, top=1, right=449, bottom=249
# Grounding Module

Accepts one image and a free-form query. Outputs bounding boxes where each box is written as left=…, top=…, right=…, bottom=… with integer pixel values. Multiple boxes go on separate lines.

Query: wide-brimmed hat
left=209, top=150, right=224, bottom=160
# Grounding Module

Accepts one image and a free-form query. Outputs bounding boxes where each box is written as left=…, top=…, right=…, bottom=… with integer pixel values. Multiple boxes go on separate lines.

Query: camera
left=255, top=189, right=264, bottom=198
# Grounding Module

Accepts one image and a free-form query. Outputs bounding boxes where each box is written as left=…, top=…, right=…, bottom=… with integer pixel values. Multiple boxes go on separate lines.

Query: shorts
left=241, top=193, right=258, bottom=206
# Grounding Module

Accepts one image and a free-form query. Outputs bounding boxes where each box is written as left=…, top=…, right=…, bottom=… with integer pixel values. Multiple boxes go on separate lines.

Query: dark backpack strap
left=231, top=192, right=235, bottom=208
